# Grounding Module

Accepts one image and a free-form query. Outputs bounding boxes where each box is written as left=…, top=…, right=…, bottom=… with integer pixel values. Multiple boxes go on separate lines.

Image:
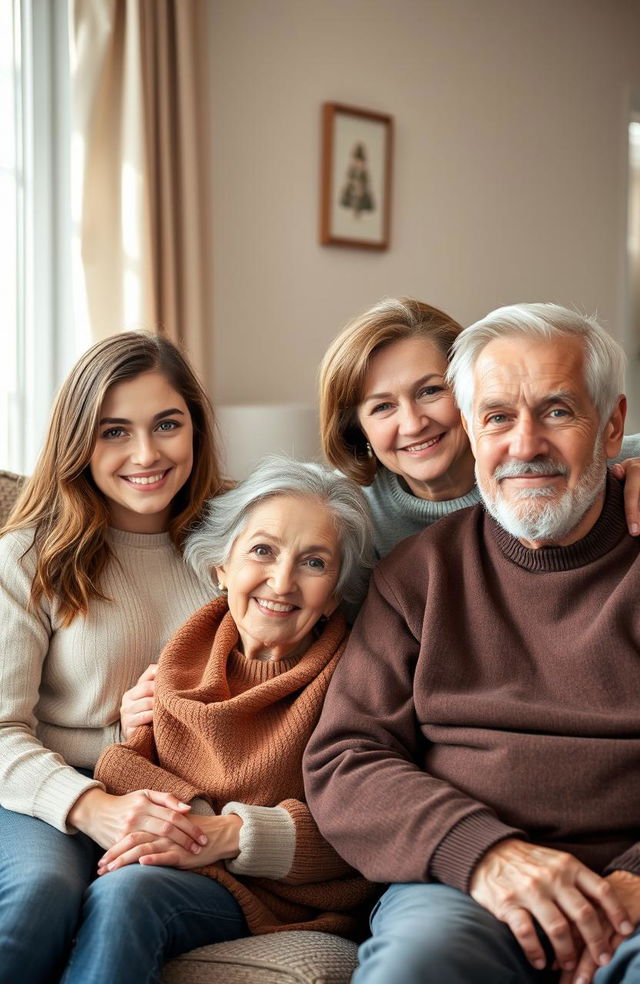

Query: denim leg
left=0, top=804, right=101, bottom=984
left=60, top=864, right=247, bottom=984
left=353, top=882, right=555, bottom=984
left=595, top=925, right=640, bottom=984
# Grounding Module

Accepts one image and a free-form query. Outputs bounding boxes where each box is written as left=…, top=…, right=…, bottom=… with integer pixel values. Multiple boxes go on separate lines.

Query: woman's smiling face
left=216, top=495, right=341, bottom=662
left=89, top=370, right=194, bottom=533
left=356, top=336, right=475, bottom=501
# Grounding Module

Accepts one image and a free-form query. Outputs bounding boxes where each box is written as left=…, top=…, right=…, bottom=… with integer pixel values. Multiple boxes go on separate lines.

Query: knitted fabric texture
left=95, top=598, right=373, bottom=938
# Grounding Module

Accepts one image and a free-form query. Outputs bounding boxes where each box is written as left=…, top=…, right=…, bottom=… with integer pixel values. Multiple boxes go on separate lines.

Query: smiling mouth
left=400, top=434, right=444, bottom=453
left=254, top=598, right=297, bottom=615
left=120, top=469, right=170, bottom=487
left=501, top=472, right=562, bottom=482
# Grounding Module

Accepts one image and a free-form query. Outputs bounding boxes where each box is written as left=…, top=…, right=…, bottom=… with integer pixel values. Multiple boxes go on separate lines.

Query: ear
left=602, top=395, right=626, bottom=460
left=214, top=565, right=226, bottom=590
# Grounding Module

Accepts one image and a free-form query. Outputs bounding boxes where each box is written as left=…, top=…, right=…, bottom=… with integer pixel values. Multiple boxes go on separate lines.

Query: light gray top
left=363, top=433, right=640, bottom=558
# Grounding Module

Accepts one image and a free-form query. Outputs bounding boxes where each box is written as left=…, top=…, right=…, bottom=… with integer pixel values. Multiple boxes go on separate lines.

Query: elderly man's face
left=465, top=335, right=623, bottom=548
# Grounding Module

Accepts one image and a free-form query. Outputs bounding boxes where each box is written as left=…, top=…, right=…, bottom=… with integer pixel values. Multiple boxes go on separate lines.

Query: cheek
left=303, top=580, right=337, bottom=615
left=179, top=431, right=195, bottom=468
left=231, top=567, right=265, bottom=606
left=363, top=418, right=393, bottom=452
left=440, top=398, right=464, bottom=431
left=89, top=450, right=112, bottom=484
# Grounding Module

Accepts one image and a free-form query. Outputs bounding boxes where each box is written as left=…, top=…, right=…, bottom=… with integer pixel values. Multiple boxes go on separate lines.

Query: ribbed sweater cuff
left=189, top=797, right=215, bottom=816
left=604, top=844, right=640, bottom=878
left=430, top=810, right=526, bottom=892
left=221, top=802, right=295, bottom=879
left=52, top=771, right=104, bottom=834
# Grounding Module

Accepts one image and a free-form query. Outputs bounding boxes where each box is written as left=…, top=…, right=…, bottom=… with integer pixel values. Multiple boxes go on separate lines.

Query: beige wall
left=207, top=0, right=640, bottom=428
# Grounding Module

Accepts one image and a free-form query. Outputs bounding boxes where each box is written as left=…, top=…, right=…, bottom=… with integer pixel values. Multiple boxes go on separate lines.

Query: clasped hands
left=470, top=838, right=639, bottom=984
left=97, top=809, right=242, bottom=876
left=69, top=786, right=242, bottom=876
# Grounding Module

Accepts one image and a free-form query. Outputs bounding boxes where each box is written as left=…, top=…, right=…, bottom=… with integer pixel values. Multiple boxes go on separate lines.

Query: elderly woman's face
left=216, top=495, right=341, bottom=661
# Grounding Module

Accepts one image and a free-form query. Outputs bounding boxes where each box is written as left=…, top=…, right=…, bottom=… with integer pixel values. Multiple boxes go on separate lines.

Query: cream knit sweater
left=0, top=527, right=212, bottom=832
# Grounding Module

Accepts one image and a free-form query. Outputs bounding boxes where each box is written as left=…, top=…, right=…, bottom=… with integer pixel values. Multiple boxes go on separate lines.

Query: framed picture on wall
left=319, top=102, right=393, bottom=250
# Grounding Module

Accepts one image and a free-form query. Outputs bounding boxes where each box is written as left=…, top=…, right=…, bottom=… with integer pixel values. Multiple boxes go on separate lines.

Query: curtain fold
left=70, top=0, right=211, bottom=376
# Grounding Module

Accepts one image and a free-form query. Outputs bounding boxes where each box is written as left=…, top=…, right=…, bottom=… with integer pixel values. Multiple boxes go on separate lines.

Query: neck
left=238, top=633, right=313, bottom=664
left=403, top=447, right=476, bottom=502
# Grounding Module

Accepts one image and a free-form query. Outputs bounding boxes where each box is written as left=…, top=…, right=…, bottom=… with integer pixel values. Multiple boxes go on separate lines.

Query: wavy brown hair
left=2, top=331, right=224, bottom=625
left=319, top=297, right=463, bottom=485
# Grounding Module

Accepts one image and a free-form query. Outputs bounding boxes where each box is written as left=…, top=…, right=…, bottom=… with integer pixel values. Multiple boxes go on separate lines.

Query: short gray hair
left=447, top=303, right=626, bottom=424
left=185, top=455, right=374, bottom=605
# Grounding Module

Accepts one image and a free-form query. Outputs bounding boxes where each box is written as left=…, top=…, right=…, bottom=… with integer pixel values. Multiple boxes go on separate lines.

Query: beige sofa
left=0, top=469, right=359, bottom=984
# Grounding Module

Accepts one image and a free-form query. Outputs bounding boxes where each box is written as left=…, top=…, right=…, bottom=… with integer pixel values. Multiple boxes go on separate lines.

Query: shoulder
left=614, top=433, right=640, bottom=464
left=0, top=527, right=37, bottom=569
left=375, top=501, right=484, bottom=584
left=0, top=528, right=41, bottom=609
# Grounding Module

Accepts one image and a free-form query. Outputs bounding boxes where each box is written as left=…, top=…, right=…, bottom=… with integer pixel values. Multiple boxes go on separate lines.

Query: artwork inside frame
left=319, top=102, right=393, bottom=251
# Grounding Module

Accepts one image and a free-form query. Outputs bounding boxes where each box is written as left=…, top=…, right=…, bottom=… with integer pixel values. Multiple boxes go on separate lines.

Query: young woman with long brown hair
left=0, top=331, right=225, bottom=984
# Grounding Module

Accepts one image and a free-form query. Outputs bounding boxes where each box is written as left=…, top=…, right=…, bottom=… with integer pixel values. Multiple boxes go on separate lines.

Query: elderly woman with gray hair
left=59, top=456, right=376, bottom=984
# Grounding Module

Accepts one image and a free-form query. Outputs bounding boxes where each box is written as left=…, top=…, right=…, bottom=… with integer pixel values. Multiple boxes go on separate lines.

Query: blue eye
left=156, top=419, right=179, bottom=432
left=370, top=402, right=393, bottom=414
left=487, top=414, right=508, bottom=425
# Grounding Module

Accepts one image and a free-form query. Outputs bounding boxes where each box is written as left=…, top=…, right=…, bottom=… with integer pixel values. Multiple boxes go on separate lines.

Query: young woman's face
left=216, top=495, right=340, bottom=662
left=90, top=370, right=194, bottom=533
left=356, top=336, right=475, bottom=501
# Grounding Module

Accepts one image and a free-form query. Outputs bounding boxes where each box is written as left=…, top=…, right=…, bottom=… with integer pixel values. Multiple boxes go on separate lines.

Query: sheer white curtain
left=1, top=0, right=82, bottom=475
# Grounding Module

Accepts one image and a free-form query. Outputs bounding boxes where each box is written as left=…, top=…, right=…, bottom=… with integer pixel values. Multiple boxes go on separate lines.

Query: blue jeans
left=0, top=803, right=102, bottom=984
left=60, top=863, right=247, bottom=984
left=354, top=883, right=640, bottom=984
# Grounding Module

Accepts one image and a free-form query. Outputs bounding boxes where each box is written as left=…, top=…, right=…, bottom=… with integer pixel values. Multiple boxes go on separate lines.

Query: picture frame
left=319, top=102, right=393, bottom=250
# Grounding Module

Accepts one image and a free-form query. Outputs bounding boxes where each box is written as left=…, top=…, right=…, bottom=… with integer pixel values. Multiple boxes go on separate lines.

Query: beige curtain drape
left=70, top=0, right=211, bottom=375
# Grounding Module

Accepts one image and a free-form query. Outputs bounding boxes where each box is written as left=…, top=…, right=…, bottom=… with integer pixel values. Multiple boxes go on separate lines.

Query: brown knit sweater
left=304, top=473, right=640, bottom=894
left=95, top=599, right=373, bottom=938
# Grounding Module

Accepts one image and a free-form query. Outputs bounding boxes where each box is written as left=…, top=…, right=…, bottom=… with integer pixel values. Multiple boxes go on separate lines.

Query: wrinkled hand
left=68, top=786, right=207, bottom=853
left=470, top=839, right=632, bottom=974
left=611, top=460, right=640, bottom=536
left=97, top=813, right=243, bottom=874
left=120, top=662, right=158, bottom=740
left=559, top=870, right=639, bottom=984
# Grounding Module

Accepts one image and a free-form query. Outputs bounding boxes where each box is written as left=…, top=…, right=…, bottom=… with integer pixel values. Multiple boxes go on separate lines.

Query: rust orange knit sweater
left=95, top=597, right=374, bottom=938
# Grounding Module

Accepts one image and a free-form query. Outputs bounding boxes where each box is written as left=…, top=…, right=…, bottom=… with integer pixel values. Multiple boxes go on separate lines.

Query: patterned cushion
left=0, top=470, right=24, bottom=526
left=161, top=931, right=358, bottom=984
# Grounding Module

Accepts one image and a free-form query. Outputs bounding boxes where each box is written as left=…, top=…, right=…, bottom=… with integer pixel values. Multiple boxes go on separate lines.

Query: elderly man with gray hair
left=304, top=303, right=640, bottom=984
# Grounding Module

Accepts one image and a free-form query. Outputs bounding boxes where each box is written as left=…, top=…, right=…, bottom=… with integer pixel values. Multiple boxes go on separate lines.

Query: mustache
left=493, top=459, right=570, bottom=480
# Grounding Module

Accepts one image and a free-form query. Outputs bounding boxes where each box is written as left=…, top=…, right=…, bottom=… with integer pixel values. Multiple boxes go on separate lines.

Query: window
left=0, top=0, right=84, bottom=475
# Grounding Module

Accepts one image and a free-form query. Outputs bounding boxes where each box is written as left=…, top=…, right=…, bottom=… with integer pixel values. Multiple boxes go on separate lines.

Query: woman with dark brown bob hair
left=320, top=296, right=640, bottom=558
left=0, top=331, right=225, bottom=984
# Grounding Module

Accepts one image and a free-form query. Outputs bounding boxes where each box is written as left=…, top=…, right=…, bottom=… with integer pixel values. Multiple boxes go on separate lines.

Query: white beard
left=477, top=444, right=607, bottom=544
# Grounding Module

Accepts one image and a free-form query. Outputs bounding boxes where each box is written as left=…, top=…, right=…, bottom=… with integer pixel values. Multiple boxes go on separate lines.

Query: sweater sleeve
left=610, top=433, right=640, bottom=465
left=604, top=844, right=640, bottom=878
left=0, top=532, right=102, bottom=832
left=95, top=725, right=206, bottom=806
left=220, top=798, right=356, bottom=884
left=303, top=565, right=524, bottom=892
